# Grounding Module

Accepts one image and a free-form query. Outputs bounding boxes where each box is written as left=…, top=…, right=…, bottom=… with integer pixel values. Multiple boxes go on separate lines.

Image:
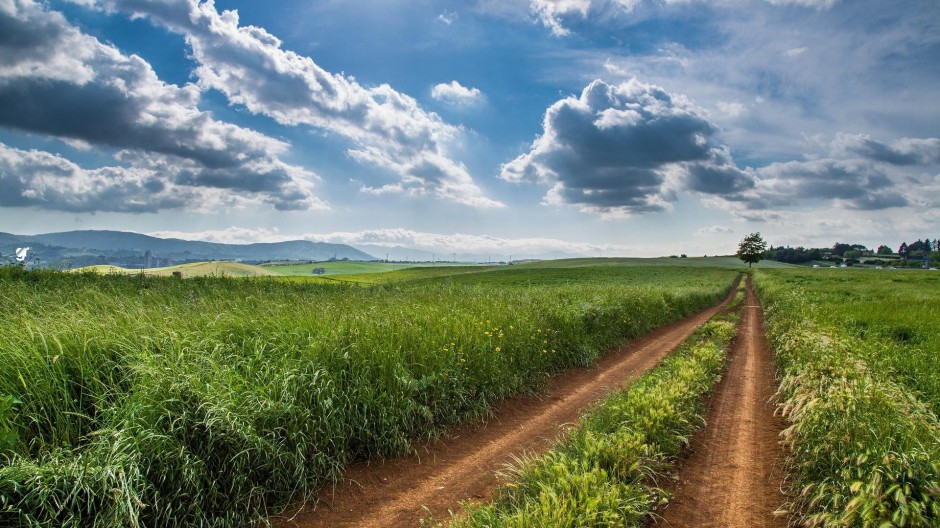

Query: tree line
left=762, top=239, right=940, bottom=265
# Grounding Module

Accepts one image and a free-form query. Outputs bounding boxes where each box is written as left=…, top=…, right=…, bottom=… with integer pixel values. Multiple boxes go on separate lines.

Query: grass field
left=451, top=288, right=743, bottom=527
left=261, top=260, right=480, bottom=276
left=0, top=263, right=736, bottom=527
left=74, top=261, right=278, bottom=277
left=518, top=256, right=799, bottom=269
left=73, top=255, right=797, bottom=282
left=756, top=269, right=940, bottom=527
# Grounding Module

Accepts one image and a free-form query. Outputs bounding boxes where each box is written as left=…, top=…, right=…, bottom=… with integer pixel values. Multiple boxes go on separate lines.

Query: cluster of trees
left=743, top=235, right=940, bottom=267
left=763, top=246, right=823, bottom=264
left=898, top=239, right=940, bottom=259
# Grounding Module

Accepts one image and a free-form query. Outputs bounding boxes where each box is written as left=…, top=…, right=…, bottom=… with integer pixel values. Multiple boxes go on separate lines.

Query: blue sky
left=1, top=0, right=938, bottom=258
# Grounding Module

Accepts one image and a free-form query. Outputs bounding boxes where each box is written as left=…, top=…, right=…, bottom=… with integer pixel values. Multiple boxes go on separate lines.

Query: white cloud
left=0, top=0, right=322, bottom=211
left=431, top=81, right=485, bottom=106
left=783, top=46, right=808, bottom=57
left=530, top=0, right=592, bottom=36
left=149, top=227, right=292, bottom=244
left=715, top=101, right=747, bottom=118
left=437, top=11, right=457, bottom=25
left=81, top=0, right=502, bottom=209
left=0, top=142, right=285, bottom=212
left=602, top=58, right=630, bottom=76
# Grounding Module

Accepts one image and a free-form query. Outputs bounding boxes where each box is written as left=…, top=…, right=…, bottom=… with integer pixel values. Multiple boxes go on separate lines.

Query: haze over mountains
left=1, top=230, right=586, bottom=268
left=0, top=230, right=375, bottom=268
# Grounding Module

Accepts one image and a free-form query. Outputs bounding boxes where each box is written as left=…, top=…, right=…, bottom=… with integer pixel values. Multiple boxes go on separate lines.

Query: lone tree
left=737, top=232, right=767, bottom=268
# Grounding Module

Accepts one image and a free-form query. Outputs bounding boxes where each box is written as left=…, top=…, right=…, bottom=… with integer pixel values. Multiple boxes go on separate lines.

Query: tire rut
left=271, top=283, right=739, bottom=528
left=656, top=278, right=786, bottom=528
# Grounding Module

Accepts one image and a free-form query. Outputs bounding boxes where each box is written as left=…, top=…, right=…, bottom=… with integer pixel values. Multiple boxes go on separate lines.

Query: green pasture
left=0, top=264, right=736, bottom=527
left=756, top=268, right=940, bottom=527
left=262, top=260, right=478, bottom=276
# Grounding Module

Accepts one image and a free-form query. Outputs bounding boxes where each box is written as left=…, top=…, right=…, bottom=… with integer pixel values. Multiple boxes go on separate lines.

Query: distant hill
left=0, top=230, right=376, bottom=269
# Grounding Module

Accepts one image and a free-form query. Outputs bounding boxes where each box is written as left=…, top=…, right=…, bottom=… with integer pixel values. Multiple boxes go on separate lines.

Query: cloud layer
left=150, top=226, right=642, bottom=257
left=0, top=0, right=322, bottom=211
left=84, top=0, right=502, bottom=208
left=832, top=134, right=940, bottom=166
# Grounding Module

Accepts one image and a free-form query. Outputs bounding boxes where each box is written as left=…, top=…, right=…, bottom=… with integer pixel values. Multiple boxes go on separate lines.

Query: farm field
left=262, top=260, right=483, bottom=277
left=756, top=269, right=940, bottom=527
left=518, top=255, right=799, bottom=269
left=0, top=262, right=736, bottom=527
left=74, top=261, right=278, bottom=277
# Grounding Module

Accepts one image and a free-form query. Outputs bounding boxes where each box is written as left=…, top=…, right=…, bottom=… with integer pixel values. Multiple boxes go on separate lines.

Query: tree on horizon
left=737, top=233, right=767, bottom=268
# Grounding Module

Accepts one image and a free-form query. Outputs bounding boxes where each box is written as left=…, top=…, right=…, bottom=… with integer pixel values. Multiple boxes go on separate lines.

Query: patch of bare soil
left=656, top=279, right=786, bottom=528
left=271, top=285, right=739, bottom=528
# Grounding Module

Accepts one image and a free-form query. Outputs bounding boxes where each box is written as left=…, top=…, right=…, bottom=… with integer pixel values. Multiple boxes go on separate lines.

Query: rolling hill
left=1, top=230, right=375, bottom=268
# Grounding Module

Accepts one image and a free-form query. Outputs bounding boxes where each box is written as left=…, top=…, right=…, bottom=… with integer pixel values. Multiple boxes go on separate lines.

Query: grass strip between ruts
left=444, top=284, right=745, bottom=527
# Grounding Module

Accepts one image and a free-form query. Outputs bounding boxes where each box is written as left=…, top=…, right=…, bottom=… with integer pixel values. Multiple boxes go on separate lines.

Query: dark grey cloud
left=0, top=0, right=323, bottom=211
left=833, top=134, right=940, bottom=166
left=502, top=79, right=753, bottom=214
left=730, top=159, right=910, bottom=211
left=85, top=0, right=502, bottom=208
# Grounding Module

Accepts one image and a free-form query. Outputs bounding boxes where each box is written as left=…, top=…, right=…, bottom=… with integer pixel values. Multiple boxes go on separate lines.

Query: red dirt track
left=272, top=283, right=739, bottom=528
left=656, top=279, right=787, bottom=528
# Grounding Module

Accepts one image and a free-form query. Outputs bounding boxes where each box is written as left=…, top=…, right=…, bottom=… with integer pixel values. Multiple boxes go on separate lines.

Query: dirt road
left=272, top=284, right=738, bottom=528
left=657, top=279, right=786, bottom=528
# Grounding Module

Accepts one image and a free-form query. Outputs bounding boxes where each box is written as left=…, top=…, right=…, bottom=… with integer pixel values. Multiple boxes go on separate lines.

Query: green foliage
left=450, top=299, right=742, bottom=527
left=737, top=233, right=767, bottom=268
left=756, top=270, right=940, bottom=527
left=0, top=265, right=734, bottom=527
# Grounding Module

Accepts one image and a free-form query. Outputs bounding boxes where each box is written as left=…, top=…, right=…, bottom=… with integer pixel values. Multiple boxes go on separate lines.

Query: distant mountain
left=1, top=230, right=376, bottom=268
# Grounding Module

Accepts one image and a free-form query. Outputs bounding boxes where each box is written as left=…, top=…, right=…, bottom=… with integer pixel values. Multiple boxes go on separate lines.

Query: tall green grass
left=756, top=270, right=940, bottom=527
left=0, top=265, right=734, bottom=527
left=448, top=287, right=744, bottom=527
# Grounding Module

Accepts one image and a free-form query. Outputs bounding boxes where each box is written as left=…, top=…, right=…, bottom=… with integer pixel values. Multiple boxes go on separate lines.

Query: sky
left=1, top=0, right=939, bottom=259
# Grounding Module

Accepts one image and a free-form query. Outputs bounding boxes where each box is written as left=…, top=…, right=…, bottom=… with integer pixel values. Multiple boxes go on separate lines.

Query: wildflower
left=495, top=347, right=501, bottom=353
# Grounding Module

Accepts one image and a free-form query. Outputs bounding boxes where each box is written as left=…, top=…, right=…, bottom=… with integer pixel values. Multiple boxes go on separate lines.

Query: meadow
left=756, top=269, right=940, bottom=526
left=261, top=261, right=481, bottom=277
left=0, top=263, right=735, bottom=527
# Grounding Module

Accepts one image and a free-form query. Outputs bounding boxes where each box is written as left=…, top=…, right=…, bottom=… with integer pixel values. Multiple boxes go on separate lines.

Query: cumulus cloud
left=726, top=159, right=909, bottom=211
left=832, top=133, right=940, bottom=166
left=81, top=0, right=502, bottom=208
left=0, top=0, right=322, bottom=211
left=501, top=78, right=753, bottom=215
left=0, top=142, right=262, bottom=212
left=431, top=81, right=484, bottom=106
left=530, top=0, right=592, bottom=36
